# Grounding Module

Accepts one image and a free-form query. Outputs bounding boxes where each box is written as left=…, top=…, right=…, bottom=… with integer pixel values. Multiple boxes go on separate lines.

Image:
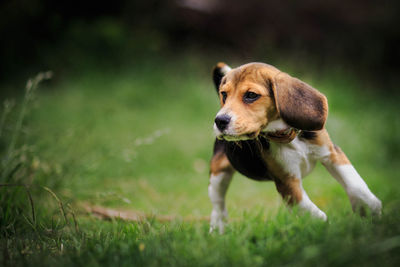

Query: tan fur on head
left=213, top=62, right=328, bottom=140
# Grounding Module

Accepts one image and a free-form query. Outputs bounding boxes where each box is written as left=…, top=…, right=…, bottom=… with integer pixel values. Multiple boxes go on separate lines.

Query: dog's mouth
left=217, top=131, right=259, bottom=141
left=216, top=127, right=298, bottom=143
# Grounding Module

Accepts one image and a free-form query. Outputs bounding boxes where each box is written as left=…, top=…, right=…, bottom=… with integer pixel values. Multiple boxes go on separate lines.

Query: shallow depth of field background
left=1, top=1, right=400, bottom=266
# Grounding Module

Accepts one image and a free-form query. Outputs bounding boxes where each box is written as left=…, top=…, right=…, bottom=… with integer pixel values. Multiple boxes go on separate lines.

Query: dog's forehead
left=225, top=63, right=280, bottom=86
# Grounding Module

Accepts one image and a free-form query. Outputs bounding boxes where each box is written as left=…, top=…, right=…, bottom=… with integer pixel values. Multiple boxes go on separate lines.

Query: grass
left=1, top=54, right=400, bottom=266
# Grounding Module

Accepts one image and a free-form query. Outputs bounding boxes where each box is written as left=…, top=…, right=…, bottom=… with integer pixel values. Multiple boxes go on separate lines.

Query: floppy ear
left=212, top=62, right=231, bottom=92
left=272, top=72, right=328, bottom=131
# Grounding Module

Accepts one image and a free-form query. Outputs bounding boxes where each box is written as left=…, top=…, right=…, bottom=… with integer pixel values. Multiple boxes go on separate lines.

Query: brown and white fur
left=209, top=62, right=382, bottom=234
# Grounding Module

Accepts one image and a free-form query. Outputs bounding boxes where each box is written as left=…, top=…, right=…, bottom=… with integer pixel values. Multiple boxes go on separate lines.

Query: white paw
left=298, top=198, right=328, bottom=221
left=301, top=207, right=327, bottom=221
left=350, top=192, right=382, bottom=216
left=209, top=209, right=228, bottom=234
left=314, top=210, right=328, bottom=221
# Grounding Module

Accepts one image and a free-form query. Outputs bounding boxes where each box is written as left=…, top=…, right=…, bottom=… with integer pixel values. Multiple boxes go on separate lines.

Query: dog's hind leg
left=209, top=140, right=235, bottom=234
left=322, top=144, right=382, bottom=216
left=275, top=177, right=327, bottom=220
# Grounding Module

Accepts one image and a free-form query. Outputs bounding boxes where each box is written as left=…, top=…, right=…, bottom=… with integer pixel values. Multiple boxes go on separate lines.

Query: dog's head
left=212, top=62, right=328, bottom=141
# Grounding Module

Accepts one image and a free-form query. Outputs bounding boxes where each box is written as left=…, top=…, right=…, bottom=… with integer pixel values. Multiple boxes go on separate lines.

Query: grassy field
left=1, top=55, right=400, bottom=266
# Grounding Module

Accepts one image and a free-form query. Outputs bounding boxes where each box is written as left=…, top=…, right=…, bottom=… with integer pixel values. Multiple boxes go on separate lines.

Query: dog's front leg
left=322, top=144, right=382, bottom=216
left=209, top=143, right=235, bottom=234
left=209, top=171, right=233, bottom=234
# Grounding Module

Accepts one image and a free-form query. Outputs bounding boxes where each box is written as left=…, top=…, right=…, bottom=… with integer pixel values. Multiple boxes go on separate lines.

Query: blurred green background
left=1, top=1, right=400, bottom=266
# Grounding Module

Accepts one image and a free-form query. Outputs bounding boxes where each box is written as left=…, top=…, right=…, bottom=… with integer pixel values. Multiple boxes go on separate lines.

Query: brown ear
left=272, top=72, right=328, bottom=131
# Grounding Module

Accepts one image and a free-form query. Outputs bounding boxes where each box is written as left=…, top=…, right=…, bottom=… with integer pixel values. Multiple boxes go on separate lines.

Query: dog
left=208, top=62, right=382, bottom=233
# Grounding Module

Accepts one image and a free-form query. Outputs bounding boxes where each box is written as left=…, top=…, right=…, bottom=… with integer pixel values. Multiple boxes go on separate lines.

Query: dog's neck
left=262, top=119, right=299, bottom=143
left=264, top=128, right=298, bottom=143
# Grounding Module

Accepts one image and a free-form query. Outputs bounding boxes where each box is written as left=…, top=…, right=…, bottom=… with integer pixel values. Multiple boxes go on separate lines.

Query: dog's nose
left=215, top=115, right=231, bottom=132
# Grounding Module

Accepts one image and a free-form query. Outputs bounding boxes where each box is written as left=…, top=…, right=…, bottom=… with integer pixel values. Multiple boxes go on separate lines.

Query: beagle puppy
left=209, top=62, right=382, bottom=233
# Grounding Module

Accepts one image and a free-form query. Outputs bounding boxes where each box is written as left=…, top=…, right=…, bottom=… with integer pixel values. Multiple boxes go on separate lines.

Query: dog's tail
left=212, top=62, right=231, bottom=93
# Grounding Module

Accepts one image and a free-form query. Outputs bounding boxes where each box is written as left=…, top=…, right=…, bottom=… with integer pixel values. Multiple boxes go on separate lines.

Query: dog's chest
left=267, top=137, right=316, bottom=178
left=224, top=138, right=273, bottom=181
left=225, top=137, right=322, bottom=180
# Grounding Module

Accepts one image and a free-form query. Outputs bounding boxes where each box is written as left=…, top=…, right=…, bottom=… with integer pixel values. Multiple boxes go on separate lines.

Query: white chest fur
left=269, top=137, right=330, bottom=178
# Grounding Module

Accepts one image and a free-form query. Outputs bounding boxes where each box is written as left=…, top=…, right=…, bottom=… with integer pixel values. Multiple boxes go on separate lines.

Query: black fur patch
left=221, top=137, right=274, bottom=181
left=213, top=139, right=226, bottom=154
left=299, top=130, right=318, bottom=140
left=212, top=67, right=224, bottom=92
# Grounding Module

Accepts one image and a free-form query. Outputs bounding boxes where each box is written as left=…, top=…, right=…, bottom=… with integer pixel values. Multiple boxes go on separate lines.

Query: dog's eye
left=221, top=91, right=227, bottom=104
left=243, top=91, right=260, bottom=103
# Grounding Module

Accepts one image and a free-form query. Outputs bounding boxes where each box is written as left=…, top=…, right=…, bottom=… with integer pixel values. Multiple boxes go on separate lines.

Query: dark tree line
left=0, top=0, right=399, bottom=81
